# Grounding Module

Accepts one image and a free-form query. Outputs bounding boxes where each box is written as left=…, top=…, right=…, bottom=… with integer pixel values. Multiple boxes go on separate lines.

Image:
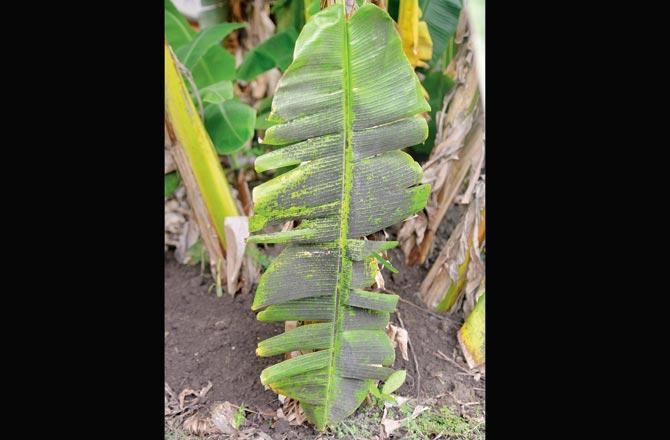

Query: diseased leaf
left=204, top=100, right=257, bottom=154
left=250, top=4, right=430, bottom=430
left=237, top=28, right=299, bottom=81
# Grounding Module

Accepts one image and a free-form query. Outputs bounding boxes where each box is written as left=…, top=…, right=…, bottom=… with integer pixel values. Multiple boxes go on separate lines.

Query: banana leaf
left=457, top=291, right=485, bottom=369
left=419, top=0, right=462, bottom=67
left=248, top=2, right=431, bottom=430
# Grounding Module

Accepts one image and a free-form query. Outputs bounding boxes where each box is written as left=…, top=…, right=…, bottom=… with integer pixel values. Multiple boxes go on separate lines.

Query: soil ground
left=165, top=206, right=485, bottom=438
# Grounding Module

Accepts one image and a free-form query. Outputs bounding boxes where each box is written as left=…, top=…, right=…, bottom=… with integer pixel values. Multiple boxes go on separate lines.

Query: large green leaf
left=248, top=3, right=430, bottom=430
left=204, top=100, right=257, bottom=154
left=419, top=0, right=462, bottom=66
left=236, top=28, right=299, bottom=81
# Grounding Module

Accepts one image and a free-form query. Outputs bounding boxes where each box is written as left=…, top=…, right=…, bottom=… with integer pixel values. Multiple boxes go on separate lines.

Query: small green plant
left=233, top=404, right=247, bottom=429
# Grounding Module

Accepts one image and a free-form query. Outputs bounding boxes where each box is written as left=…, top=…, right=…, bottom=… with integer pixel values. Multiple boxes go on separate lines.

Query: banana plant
left=247, top=1, right=431, bottom=430
left=165, top=0, right=256, bottom=155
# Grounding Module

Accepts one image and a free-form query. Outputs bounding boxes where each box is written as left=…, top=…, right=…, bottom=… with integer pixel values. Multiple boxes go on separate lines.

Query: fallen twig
left=396, top=296, right=460, bottom=324
left=434, top=350, right=481, bottom=378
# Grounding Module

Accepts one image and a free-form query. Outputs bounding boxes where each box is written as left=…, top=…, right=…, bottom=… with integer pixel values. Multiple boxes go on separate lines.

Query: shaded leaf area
left=237, top=27, right=299, bottom=81
left=165, top=171, right=181, bottom=198
left=248, top=4, right=430, bottom=430
left=273, top=0, right=306, bottom=33
left=419, top=0, right=462, bottom=66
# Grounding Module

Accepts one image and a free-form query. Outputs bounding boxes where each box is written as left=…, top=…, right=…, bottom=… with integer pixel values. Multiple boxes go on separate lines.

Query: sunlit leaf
left=398, top=0, right=433, bottom=68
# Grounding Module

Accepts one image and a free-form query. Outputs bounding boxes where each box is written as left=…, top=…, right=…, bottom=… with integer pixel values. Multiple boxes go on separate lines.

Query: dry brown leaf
left=420, top=180, right=485, bottom=312
left=224, top=216, right=249, bottom=295
left=381, top=417, right=404, bottom=438
left=374, top=260, right=386, bottom=290
left=183, top=413, right=215, bottom=435
left=284, top=321, right=301, bottom=360
left=178, top=388, right=197, bottom=409
left=175, top=219, right=200, bottom=264
left=210, top=401, right=239, bottom=435
left=386, top=324, right=409, bottom=361
left=380, top=403, right=428, bottom=438
left=165, top=149, right=177, bottom=174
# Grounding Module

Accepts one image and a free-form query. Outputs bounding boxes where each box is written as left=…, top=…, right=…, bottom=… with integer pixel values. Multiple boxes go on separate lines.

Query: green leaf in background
left=198, top=0, right=231, bottom=29
left=192, top=48, right=237, bottom=87
left=165, top=1, right=237, bottom=88
left=419, top=0, right=462, bottom=67
left=411, top=69, right=454, bottom=155
left=165, top=0, right=196, bottom=49
left=165, top=171, right=181, bottom=197
left=200, top=80, right=234, bottom=104
left=186, top=239, right=208, bottom=265
left=255, top=95, right=277, bottom=130
left=237, top=28, right=299, bottom=81
left=388, top=0, right=400, bottom=21
left=305, top=0, right=320, bottom=21
left=273, top=0, right=305, bottom=33
left=176, top=22, right=246, bottom=69
left=204, top=100, right=257, bottom=154
left=381, top=370, right=406, bottom=394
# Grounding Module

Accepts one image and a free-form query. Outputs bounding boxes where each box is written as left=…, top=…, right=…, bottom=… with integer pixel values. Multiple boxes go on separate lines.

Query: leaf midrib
left=323, top=2, right=354, bottom=427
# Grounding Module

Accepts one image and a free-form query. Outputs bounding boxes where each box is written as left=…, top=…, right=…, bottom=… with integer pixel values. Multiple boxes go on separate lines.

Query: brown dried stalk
left=166, top=121, right=227, bottom=292
left=398, top=11, right=484, bottom=266
left=420, top=180, right=485, bottom=312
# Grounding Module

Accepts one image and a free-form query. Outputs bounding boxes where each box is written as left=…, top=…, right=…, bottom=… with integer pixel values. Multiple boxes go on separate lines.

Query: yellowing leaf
left=457, top=291, right=485, bottom=369
left=398, top=0, right=433, bottom=68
